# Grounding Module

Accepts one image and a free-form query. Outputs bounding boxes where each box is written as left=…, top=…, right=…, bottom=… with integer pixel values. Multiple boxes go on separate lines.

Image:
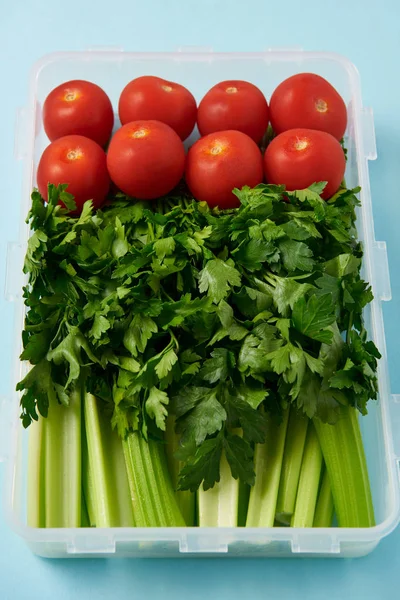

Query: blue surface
left=1, top=0, right=400, bottom=598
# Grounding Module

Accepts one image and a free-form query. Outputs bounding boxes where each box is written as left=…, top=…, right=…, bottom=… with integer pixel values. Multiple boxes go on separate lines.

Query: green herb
left=19, top=182, right=379, bottom=528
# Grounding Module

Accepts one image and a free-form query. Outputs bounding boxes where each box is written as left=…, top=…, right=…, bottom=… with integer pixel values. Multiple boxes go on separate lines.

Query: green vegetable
left=291, top=423, right=323, bottom=528
left=314, top=468, right=334, bottom=527
left=45, top=383, right=81, bottom=527
left=84, top=393, right=134, bottom=527
left=165, top=416, right=195, bottom=526
left=276, top=408, right=309, bottom=524
left=27, top=382, right=82, bottom=528
left=27, top=417, right=45, bottom=527
left=19, top=181, right=379, bottom=529
left=314, top=406, right=375, bottom=527
left=123, top=432, right=185, bottom=527
left=198, top=451, right=239, bottom=527
left=246, top=410, right=289, bottom=527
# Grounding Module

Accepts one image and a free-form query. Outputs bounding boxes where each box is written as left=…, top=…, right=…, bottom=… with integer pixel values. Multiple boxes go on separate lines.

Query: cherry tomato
left=37, top=135, right=110, bottom=212
left=118, top=76, right=197, bottom=141
left=185, top=130, right=264, bottom=209
left=264, top=128, right=346, bottom=199
left=197, top=80, right=269, bottom=143
left=43, top=80, right=114, bottom=147
left=107, top=120, right=185, bottom=199
left=269, top=73, right=347, bottom=141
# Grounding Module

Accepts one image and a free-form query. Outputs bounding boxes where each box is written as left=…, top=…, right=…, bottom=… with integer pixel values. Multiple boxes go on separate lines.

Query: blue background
left=1, top=0, right=400, bottom=598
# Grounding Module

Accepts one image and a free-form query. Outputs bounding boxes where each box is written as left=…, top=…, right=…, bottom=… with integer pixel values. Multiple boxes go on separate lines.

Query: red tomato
left=43, top=80, right=114, bottom=147
left=185, top=130, right=264, bottom=209
left=107, top=120, right=185, bottom=199
left=264, top=128, right=346, bottom=199
left=118, top=76, right=197, bottom=141
left=269, top=73, right=347, bottom=141
left=197, top=80, right=269, bottom=143
left=37, top=135, right=110, bottom=212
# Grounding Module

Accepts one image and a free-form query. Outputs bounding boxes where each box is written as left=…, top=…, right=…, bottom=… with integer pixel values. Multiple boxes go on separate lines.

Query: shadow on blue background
left=1, top=0, right=400, bottom=598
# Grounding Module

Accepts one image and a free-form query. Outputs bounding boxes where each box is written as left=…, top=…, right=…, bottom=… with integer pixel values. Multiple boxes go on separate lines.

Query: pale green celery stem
left=291, top=423, right=323, bottom=528
left=165, top=416, right=195, bottom=526
left=45, top=384, right=81, bottom=527
left=123, top=432, right=185, bottom=527
left=198, top=450, right=239, bottom=527
left=276, top=409, right=309, bottom=524
left=246, top=409, right=289, bottom=527
left=314, top=406, right=375, bottom=527
left=84, top=393, right=134, bottom=527
left=314, top=467, right=334, bottom=527
left=27, top=416, right=46, bottom=528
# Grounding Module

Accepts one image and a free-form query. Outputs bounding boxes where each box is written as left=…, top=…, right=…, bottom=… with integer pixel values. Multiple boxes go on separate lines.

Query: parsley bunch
left=18, top=181, right=380, bottom=493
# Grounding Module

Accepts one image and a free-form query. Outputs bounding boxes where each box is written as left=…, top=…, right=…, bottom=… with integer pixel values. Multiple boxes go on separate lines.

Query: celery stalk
left=84, top=393, right=134, bottom=527
left=291, top=423, right=323, bottom=528
left=198, top=451, right=239, bottom=527
left=314, top=406, right=375, bottom=527
left=45, top=383, right=81, bottom=527
left=246, top=409, right=289, bottom=527
left=165, top=416, right=195, bottom=525
left=276, top=408, right=308, bottom=524
left=123, top=432, right=185, bottom=527
left=313, top=467, right=334, bottom=527
left=148, top=440, right=187, bottom=526
left=27, top=416, right=46, bottom=528
left=122, top=433, right=155, bottom=527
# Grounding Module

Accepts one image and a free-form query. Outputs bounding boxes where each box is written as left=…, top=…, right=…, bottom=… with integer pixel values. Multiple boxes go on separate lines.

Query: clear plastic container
left=2, top=49, right=400, bottom=558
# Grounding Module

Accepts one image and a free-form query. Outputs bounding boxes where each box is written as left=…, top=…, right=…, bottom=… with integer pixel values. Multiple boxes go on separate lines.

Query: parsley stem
left=155, top=199, right=164, bottom=215
left=165, top=416, right=195, bottom=526
left=162, top=289, right=174, bottom=302
left=198, top=450, right=239, bottom=527
left=170, top=330, right=179, bottom=351
left=276, top=408, right=309, bottom=524
left=313, top=467, right=334, bottom=527
left=346, top=312, right=354, bottom=345
left=147, top=222, right=155, bottom=242
left=313, top=405, right=375, bottom=527
left=166, top=199, right=176, bottom=211
left=246, top=409, right=289, bottom=527
left=291, top=423, right=322, bottom=528
left=263, top=272, right=276, bottom=287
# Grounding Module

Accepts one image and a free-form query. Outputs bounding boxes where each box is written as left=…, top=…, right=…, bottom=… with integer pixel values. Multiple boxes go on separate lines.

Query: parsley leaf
left=177, top=435, right=223, bottom=492
left=278, top=238, right=315, bottom=273
left=145, top=387, right=169, bottom=430
left=292, top=294, right=336, bottom=343
left=198, top=258, right=241, bottom=303
left=123, top=315, right=158, bottom=357
left=200, top=348, right=236, bottom=384
left=176, top=389, right=227, bottom=447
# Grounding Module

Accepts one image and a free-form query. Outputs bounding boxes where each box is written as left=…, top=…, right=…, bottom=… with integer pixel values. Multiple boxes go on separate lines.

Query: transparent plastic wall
left=2, top=50, right=399, bottom=558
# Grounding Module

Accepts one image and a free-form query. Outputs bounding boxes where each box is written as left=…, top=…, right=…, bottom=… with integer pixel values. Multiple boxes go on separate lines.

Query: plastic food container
left=2, top=49, right=400, bottom=558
